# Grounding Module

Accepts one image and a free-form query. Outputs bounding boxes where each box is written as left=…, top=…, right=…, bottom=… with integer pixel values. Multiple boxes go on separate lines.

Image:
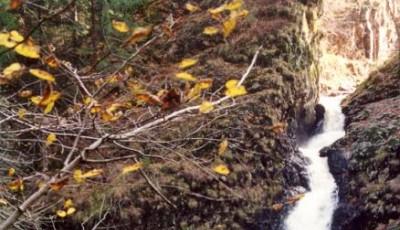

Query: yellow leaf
left=3, top=63, right=23, bottom=79
left=223, top=16, right=238, bottom=38
left=112, top=20, right=130, bottom=33
left=0, top=32, right=16, bottom=48
left=225, top=79, right=239, bottom=88
left=8, top=178, right=24, bottom=192
left=231, top=9, right=249, bottom=18
left=8, top=168, right=16, bottom=177
left=185, top=2, right=200, bottom=13
left=41, top=92, right=60, bottom=105
left=29, top=69, right=55, bottom=82
left=46, top=133, right=57, bottom=146
left=218, top=139, right=229, bottom=156
left=30, top=90, right=61, bottom=113
left=14, top=41, right=40, bottom=59
left=186, top=84, right=202, bottom=101
left=17, top=108, right=26, bottom=119
left=83, top=97, right=94, bottom=106
left=82, top=169, right=103, bottom=178
left=178, top=58, right=198, bottom=69
left=64, top=199, right=74, bottom=209
left=203, top=26, right=219, bottom=35
left=31, top=96, right=43, bottom=105
left=225, top=86, right=247, bottom=97
left=226, top=0, right=243, bottom=11
left=213, top=164, right=230, bottom=175
left=122, top=162, right=143, bottom=175
left=9, top=30, right=24, bottom=42
left=125, top=26, right=152, bottom=44
left=224, top=79, right=247, bottom=97
left=56, top=210, right=67, bottom=218
left=208, top=4, right=226, bottom=15
left=175, top=72, right=197, bottom=81
left=199, top=101, right=214, bottom=113
left=198, top=78, right=213, bottom=89
left=73, top=170, right=83, bottom=183
left=66, top=207, right=76, bottom=215
left=73, top=169, right=103, bottom=183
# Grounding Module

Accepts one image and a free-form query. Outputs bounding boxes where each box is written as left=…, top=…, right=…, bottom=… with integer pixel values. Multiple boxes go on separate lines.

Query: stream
left=285, top=96, right=346, bottom=230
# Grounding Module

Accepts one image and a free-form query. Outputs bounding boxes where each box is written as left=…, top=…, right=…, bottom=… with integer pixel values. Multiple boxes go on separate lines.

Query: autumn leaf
left=178, top=58, right=198, bottom=69
left=160, top=89, right=181, bottom=110
left=73, top=169, right=103, bottom=183
left=176, top=72, right=197, bottom=81
left=223, top=16, right=238, bottom=38
left=64, top=199, right=74, bottom=209
left=231, top=9, right=249, bottom=18
left=31, top=96, right=42, bottom=105
left=8, top=178, right=24, bottom=192
left=218, top=139, right=229, bottom=156
left=40, top=90, right=61, bottom=114
left=44, top=56, right=60, bottom=68
left=272, top=203, right=284, bottom=211
left=136, top=93, right=162, bottom=106
left=46, top=133, right=57, bottom=146
left=213, top=164, right=230, bottom=175
left=18, top=90, right=32, bottom=98
left=50, top=178, right=69, bottom=191
left=8, top=168, right=16, bottom=177
left=0, top=32, right=16, bottom=48
left=198, top=78, right=213, bottom=89
left=3, top=62, right=23, bottom=80
left=15, top=41, right=40, bottom=59
left=208, top=4, right=227, bottom=16
left=186, top=84, right=202, bottom=101
left=9, top=30, right=24, bottom=42
left=9, top=0, right=23, bottom=10
left=267, top=122, right=287, bottom=135
left=199, top=101, right=214, bottom=113
left=56, top=210, right=67, bottom=218
left=112, top=20, right=130, bottom=33
left=30, top=90, right=61, bottom=114
left=66, top=207, right=76, bottom=215
left=125, top=26, right=152, bottom=45
left=224, top=79, right=247, bottom=97
left=203, top=26, right=219, bottom=35
left=29, top=69, right=55, bottom=82
left=185, top=2, right=200, bottom=13
left=17, top=108, right=26, bottom=119
left=122, top=162, right=143, bottom=175
left=226, top=0, right=243, bottom=11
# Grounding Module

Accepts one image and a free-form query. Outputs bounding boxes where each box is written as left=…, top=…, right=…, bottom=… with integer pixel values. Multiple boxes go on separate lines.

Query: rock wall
left=323, top=55, right=400, bottom=230
left=319, top=0, right=400, bottom=95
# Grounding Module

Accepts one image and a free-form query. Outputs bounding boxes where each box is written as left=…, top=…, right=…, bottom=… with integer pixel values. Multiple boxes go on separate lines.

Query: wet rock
left=329, top=54, right=400, bottom=229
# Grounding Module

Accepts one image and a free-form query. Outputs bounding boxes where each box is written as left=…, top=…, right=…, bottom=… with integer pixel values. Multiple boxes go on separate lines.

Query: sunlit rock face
left=319, top=0, right=400, bottom=95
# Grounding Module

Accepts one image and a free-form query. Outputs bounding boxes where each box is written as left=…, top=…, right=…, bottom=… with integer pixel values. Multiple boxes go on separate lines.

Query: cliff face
left=324, top=55, right=400, bottom=230
left=319, top=0, right=400, bottom=95
left=54, top=0, right=323, bottom=229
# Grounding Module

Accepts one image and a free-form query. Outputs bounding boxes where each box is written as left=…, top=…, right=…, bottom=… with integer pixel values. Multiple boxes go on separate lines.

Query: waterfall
left=285, top=96, right=346, bottom=230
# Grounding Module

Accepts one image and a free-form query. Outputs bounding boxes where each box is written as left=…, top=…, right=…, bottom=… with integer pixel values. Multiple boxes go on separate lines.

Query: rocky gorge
left=0, top=0, right=399, bottom=229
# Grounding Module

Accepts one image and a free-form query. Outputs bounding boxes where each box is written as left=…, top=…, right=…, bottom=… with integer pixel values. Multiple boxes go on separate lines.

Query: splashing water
left=285, top=96, right=346, bottom=230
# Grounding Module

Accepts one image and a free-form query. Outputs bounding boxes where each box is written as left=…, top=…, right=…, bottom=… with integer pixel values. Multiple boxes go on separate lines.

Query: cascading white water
left=285, top=96, right=346, bottom=230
